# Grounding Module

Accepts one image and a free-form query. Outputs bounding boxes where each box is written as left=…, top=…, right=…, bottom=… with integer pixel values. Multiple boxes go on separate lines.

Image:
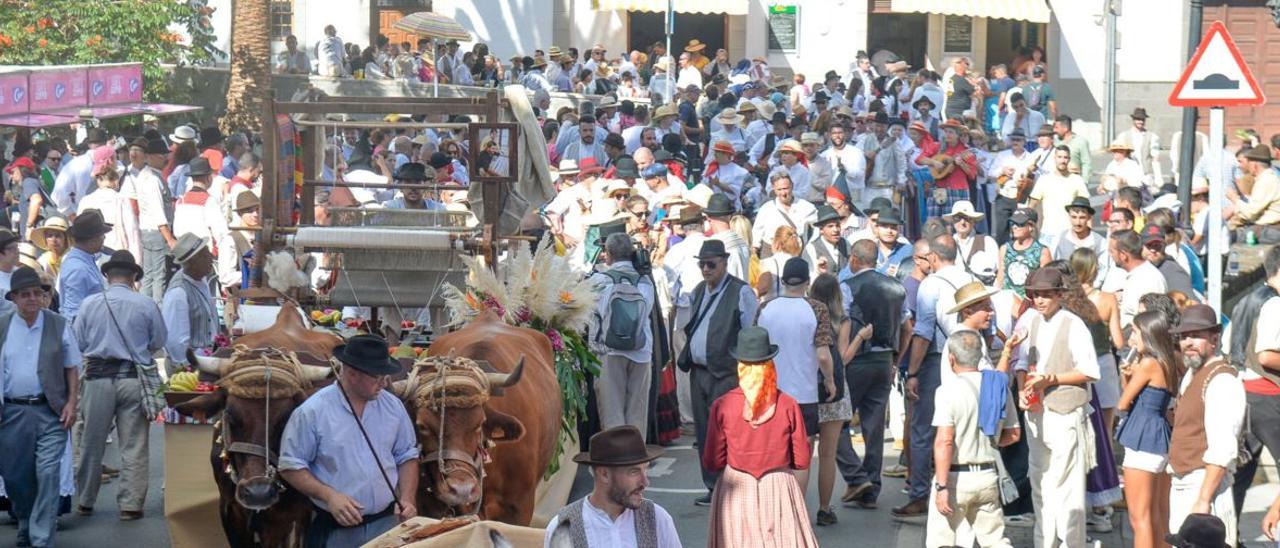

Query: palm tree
left=221, top=0, right=271, bottom=132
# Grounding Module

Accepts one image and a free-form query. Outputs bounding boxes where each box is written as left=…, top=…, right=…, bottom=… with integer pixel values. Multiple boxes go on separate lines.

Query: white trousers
left=926, top=469, right=1013, bottom=548
left=1026, top=407, right=1090, bottom=548
left=1169, top=468, right=1237, bottom=547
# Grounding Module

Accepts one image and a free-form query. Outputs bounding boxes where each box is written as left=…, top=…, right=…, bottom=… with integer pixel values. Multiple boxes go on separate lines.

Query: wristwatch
left=935, top=482, right=948, bottom=491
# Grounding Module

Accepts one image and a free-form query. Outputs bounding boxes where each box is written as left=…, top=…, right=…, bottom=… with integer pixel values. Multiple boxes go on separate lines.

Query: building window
left=271, top=1, right=293, bottom=40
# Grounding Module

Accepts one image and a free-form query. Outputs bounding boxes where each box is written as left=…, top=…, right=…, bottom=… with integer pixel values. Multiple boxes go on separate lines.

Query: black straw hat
left=333, top=334, right=401, bottom=376
left=100, top=250, right=144, bottom=281
left=730, top=326, right=779, bottom=362
left=572, top=426, right=664, bottom=466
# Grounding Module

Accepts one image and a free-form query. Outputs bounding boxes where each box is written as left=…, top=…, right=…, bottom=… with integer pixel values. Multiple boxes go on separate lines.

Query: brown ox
left=407, top=310, right=561, bottom=525
left=174, top=304, right=340, bottom=548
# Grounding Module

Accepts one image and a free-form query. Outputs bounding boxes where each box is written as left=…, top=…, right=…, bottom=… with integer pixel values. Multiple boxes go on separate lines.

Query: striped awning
left=392, top=12, right=473, bottom=42
left=593, top=0, right=748, bottom=15
left=890, top=0, right=1050, bottom=23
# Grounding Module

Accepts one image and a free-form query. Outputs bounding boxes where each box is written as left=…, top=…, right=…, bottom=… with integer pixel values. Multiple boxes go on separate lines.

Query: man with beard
left=564, top=115, right=609, bottom=166
left=820, top=125, right=867, bottom=207
left=1166, top=305, right=1245, bottom=543
left=545, top=426, right=680, bottom=547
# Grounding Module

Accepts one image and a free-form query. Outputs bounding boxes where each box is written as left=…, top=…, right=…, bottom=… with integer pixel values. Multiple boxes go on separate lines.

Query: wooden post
left=300, top=125, right=318, bottom=225
left=251, top=91, right=278, bottom=288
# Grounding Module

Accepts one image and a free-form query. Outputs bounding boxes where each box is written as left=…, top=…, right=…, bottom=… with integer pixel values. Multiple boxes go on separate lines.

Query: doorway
left=985, top=19, right=1046, bottom=74
left=868, top=14, right=928, bottom=71
left=628, top=12, right=726, bottom=59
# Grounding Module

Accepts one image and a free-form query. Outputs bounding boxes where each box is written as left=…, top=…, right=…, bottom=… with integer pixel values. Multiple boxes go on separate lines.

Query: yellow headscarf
left=737, top=359, right=778, bottom=425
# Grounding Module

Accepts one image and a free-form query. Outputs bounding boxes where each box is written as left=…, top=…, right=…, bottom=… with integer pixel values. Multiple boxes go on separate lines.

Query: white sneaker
left=1004, top=513, right=1035, bottom=528
left=1086, top=511, right=1113, bottom=533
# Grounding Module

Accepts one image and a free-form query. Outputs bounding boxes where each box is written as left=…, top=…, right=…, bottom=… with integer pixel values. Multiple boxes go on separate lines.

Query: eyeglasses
left=698, top=260, right=721, bottom=270
left=631, top=209, right=649, bottom=218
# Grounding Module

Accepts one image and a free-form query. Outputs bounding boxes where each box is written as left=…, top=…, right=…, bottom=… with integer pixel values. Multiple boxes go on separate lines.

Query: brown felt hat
left=573, top=426, right=664, bottom=466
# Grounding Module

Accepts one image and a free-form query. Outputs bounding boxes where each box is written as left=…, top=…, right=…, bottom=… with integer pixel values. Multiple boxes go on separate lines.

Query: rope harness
left=405, top=355, right=495, bottom=517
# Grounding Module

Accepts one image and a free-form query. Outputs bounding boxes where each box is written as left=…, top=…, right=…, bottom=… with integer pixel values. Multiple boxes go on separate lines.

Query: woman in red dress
left=703, top=327, right=818, bottom=547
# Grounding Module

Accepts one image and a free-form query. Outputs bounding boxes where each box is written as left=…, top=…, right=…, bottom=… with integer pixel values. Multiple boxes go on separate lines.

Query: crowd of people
left=2, top=31, right=1280, bottom=548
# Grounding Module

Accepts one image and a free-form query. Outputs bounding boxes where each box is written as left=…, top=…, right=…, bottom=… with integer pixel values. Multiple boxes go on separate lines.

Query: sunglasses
left=631, top=209, right=649, bottom=218
left=698, top=260, right=721, bottom=270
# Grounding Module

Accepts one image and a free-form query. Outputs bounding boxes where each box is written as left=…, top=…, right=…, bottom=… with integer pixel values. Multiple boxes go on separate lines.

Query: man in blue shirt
left=57, top=208, right=111, bottom=321
left=0, top=266, right=81, bottom=548
left=72, top=250, right=166, bottom=519
left=280, top=334, right=419, bottom=547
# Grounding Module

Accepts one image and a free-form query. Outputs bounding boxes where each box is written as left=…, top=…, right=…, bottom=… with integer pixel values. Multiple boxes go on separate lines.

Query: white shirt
left=955, top=233, right=997, bottom=268
left=775, top=163, right=813, bottom=201
left=662, top=233, right=707, bottom=309
left=1119, top=261, right=1168, bottom=328
left=315, top=36, right=346, bottom=76
left=757, top=296, right=822, bottom=404
left=542, top=497, right=682, bottom=548
left=689, top=281, right=758, bottom=366
left=121, top=165, right=170, bottom=230
left=751, top=199, right=817, bottom=250
left=1011, top=308, right=1100, bottom=382
left=78, top=187, right=141, bottom=260
left=1102, top=158, right=1146, bottom=193
left=1030, top=172, right=1090, bottom=238
left=704, top=161, right=750, bottom=207
left=676, top=66, right=703, bottom=90
left=1177, top=360, right=1245, bottom=468
left=1000, top=109, right=1046, bottom=141
left=819, top=144, right=867, bottom=191
left=993, top=148, right=1035, bottom=199
left=933, top=369, right=1019, bottom=464
left=51, top=150, right=96, bottom=215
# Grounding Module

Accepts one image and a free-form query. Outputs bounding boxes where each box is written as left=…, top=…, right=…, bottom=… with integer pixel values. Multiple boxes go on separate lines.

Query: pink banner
left=88, top=64, right=143, bottom=106
left=0, top=73, right=27, bottom=117
left=27, top=68, right=87, bottom=112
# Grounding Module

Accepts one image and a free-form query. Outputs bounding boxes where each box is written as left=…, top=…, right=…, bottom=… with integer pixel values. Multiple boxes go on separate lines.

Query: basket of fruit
left=163, top=370, right=220, bottom=407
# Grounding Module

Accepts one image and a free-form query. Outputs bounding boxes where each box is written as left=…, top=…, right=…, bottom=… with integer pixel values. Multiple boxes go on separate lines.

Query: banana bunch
left=169, top=371, right=200, bottom=392
left=309, top=309, right=343, bottom=326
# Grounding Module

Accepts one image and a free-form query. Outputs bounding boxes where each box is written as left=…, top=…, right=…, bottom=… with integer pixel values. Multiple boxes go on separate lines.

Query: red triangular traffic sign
left=1169, top=20, right=1265, bottom=107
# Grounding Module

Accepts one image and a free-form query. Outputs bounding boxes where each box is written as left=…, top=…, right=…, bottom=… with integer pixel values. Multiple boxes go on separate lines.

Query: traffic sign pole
left=1208, top=107, right=1224, bottom=314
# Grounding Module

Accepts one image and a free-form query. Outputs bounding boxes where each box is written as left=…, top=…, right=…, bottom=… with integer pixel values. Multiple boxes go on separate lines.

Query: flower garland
left=439, top=235, right=600, bottom=477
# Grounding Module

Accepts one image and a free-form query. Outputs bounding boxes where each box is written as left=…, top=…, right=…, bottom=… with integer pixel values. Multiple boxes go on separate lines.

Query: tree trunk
left=222, top=0, right=272, bottom=133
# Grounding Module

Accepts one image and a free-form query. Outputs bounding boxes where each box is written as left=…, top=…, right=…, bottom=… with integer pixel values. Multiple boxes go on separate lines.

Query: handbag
left=101, top=290, right=165, bottom=421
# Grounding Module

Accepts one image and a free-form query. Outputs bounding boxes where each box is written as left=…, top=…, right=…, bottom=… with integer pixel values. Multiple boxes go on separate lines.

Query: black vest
left=841, top=269, right=907, bottom=353
left=680, top=276, right=749, bottom=381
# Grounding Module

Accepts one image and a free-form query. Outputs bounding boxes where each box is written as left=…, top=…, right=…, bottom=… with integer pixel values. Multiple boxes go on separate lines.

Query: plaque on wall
left=767, top=4, right=799, bottom=51
left=944, top=16, right=973, bottom=53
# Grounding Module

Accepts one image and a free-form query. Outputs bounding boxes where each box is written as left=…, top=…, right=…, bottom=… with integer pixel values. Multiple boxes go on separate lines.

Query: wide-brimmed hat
left=170, top=233, right=210, bottom=264
left=703, top=194, right=735, bottom=217
left=695, top=239, right=730, bottom=260
left=947, top=281, right=1000, bottom=314
left=912, top=96, right=935, bottom=109
left=100, top=249, right=144, bottom=281
left=170, top=125, right=197, bottom=144
left=940, top=119, right=968, bottom=134
left=394, top=162, right=431, bottom=181
left=547, top=46, right=562, bottom=57
left=1169, top=304, right=1222, bottom=335
left=943, top=200, right=983, bottom=221
left=333, top=334, right=401, bottom=376
left=710, top=140, right=736, bottom=157
left=653, top=103, right=679, bottom=121
left=199, top=127, right=224, bottom=147
left=776, top=140, right=806, bottom=158
left=69, top=209, right=113, bottom=240
left=5, top=266, right=49, bottom=300
left=188, top=157, right=212, bottom=178
left=84, top=128, right=110, bottom=145
left=1130, top=107, right=1149, bottom=120
left=730, top=326, right=779, bottom=362
left=1107, top=139, right=1134, bottom=153
left=30, top=217, right=69, bottom=251
left=885, top=60, right=911, bottom=73
left=716, top=108, right=744, bottom=126
left=16, top=242, right=40, bottom=271
left=1065, top=196, right=1095, bottom=215
left=812, top=204, right=843, bottom=227
left=866, top=197, right=894, bottom=215
left=613, top=157, right=640, bottom=179
left=800, top=132, right=822, bottom=146
left=235, top=191, right=261, bottom=213
left=1244, top=144, right=1274, bottom=163
left=1023, top=268, right=1067, bottom=292
left=684, top=39, right=707, bottom=52
left=578, top=157, right=604, bottom=176
left=557, top=158, right=581, bottom=177
left=1164, top=513, right=1228, bottom=548
left=573, top=425, right=664, bottom=466
left=672, top=205, right=704, bottom=226
left=597, top=95, right=619, bottom=110
left=876, top=207, right=903, bottom=226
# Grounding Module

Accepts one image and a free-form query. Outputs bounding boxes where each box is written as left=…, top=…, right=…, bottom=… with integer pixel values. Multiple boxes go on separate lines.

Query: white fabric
left=705, top=161, right=750, bottom=208
left=939, top=328, right=994, bottom=386
left=751, top=199, right=816, bottom=250
left=926, top=469, right=1013, bottom=548
left=1029, top=172, right=1089, bottom=238
left=933, top=370, right=1018, bottom=464
left=121, top=166, right=169, bottom=230
left=662, top=233, right=706, bottom=309
left=757, top=296, right=821, bottom=404
left=172, top=191, right=237, bottom=288
left=1169, top=468, right=1237, bottom=547
left=819, top=144, right=867, bottom=191
left=1000, top=110, right=1046, bottom=141
left=993, top=149, right=1035, bottom=199
left=1255, top=296, right=1280, bottom=353
left=1119, top=261, right=1167, bottom=329
left=710, top=230, right=751, bottom=283
left=1026, top=406, right=1091, bottom=548
left=1101, top=158, right=1145, bottom=192
left=77, top=187, right=142, bottom=261
left=542, top=497, right=682, bottom=548
left=688, top=282, right=757, bottom=367
left=1010, top=309, right=1100, bottom=380
left=51, top=151, right=95, bottom=215
left=1124, top=447, right=1169, bottom=473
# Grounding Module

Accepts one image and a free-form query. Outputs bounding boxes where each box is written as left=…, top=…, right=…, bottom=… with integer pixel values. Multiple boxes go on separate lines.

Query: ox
left=403, top=310, right=562, bottom=525
left=174, top=303, right=341, bottom=548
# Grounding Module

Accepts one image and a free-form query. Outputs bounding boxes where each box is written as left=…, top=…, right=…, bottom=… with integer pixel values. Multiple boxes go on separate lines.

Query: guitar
left=997, top=161, right=1039, bottom=203
left=929, top=154, right=956, bottom=179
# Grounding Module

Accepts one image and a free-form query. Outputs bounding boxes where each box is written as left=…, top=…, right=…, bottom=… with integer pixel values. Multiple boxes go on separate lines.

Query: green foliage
left=0, top=0, right=224, bottom=100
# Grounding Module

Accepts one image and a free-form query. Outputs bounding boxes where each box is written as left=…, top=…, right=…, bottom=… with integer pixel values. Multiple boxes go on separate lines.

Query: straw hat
left=711, top=140, right=736, bottom=156
left=16, top=242, right=41, bottom=272
left=653, top=103, right=679, bottom=121
left=756, top=100, right=777, bottom=120
left=942, top=200, right=984, bottom=221
left=947, top=281, right=1000, bottom=314
left=1107, top=139, right=1134, bottom=153
left=716, top=108, right=744, bottom=126
left=800, top=132, right=822, bottom=146
left=30, top=217, right=70, bottom=251
left=776, top=139, right=806, bottom=158
left=684, top=39, right=707, bottom=53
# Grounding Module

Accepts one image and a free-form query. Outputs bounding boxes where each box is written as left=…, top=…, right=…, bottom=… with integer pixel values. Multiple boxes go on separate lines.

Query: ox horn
left=300, top=363, right=333, bottom=382
left=485, top=356, right=525, bottom=394
left=194, top=355, right=228, bottom=377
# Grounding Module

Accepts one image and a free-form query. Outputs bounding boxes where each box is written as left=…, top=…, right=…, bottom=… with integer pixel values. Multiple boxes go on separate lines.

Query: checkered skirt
left=707, top=466, right=819, bottom=548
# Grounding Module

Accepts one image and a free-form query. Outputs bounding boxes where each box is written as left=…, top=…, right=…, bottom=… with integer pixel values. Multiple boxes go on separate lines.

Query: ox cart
left=163, top=88, right=581, bottom=548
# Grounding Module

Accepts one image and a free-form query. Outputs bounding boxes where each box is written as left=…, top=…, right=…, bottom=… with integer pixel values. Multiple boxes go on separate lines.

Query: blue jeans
left=141, top=230, right=169, bottom=303
left=907, top=354, right=942, bottom=501
left=837, top=351, right=894, bottom=501
left=0, top=402, right=67, bottom=548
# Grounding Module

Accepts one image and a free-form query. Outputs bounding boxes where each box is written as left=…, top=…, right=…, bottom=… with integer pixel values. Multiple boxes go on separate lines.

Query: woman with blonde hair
left=730, top=214, right=761, bottom=286
left=31, top=216, right=69, bottom=281
left=756, top=226, right=803, bottom=300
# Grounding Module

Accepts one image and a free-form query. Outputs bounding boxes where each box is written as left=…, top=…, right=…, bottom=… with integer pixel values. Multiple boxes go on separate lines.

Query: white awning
left=890, top=0, right=1051, bottom=23
left=593, top=0, right=748, bottom=15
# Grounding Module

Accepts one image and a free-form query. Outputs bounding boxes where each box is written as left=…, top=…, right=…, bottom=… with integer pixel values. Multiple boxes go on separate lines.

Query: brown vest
left=1169, top=358, right=1237, bottom=476
left=1027, top=313, right=1090, bottom=413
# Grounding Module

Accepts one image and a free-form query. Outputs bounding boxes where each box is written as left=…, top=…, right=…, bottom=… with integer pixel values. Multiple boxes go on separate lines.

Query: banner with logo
left=27, top=68, right=88, bottom=112
left=0, top=72, right=27, bottom=117
left=88, top=64, right=144, bottom=106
